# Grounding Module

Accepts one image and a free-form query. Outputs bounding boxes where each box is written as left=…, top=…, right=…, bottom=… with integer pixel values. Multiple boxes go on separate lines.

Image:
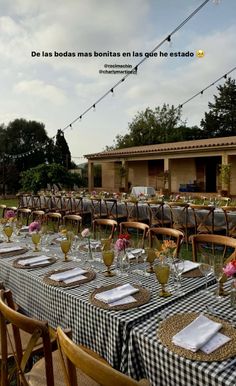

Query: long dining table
left=0, top=235, right=235, bottom=386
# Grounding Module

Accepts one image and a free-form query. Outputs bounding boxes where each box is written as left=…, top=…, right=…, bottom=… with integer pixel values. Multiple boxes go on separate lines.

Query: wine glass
left=172, top=259, right=185, bottom=294
left=60, top=238, right=71, bottom=262
left=199, top=254, right=214, bottom=293
left=3, top=225, right=13, bottom=243
left=154, top=262, right=171, bottom=297
left=102, top=249, right=115, bottom=276
left=31, top=232, right=41, bottom=252
left=213, top=254, right=224, bottom=298
left=144, top=247, right=157, bottom=273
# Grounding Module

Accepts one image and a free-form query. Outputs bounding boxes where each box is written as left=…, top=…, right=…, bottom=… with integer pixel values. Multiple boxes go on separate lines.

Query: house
left=85, top=136, right=236, bottom=196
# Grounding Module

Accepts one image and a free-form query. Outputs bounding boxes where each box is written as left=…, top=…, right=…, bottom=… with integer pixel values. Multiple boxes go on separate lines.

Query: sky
left=0, top=0, right=236, bottom=163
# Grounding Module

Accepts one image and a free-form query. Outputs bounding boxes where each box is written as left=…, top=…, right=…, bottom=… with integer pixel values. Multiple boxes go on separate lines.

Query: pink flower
left=5, top=210, right=15, bottom=219
left=81, top=228, right=91, bottom=238
left=115, top=237, right=130, bottom=252
left=223, top=260, right=236, bottom=277
left=29, top=221, right=41, bottom=232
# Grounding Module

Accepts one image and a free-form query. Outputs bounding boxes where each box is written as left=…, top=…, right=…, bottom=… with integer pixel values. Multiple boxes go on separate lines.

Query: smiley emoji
left=196, top=50, right=205, bottom=58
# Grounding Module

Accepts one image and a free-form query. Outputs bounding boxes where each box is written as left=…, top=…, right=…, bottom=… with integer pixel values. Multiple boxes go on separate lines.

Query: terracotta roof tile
left=85, top=136, right=236, bottom=159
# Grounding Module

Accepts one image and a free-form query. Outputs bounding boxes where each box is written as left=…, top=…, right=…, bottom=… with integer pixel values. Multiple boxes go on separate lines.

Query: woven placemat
left=90, top=284, right=151, bottom=311
left=158, top=312, right=236, bottom=361
left=13, top=255, right=57, bottom=269
left=0, top=247, right=28, bottom=258
left=43, top=268, right=96, bottom=287
left=183, top=268, right=204, bottom=278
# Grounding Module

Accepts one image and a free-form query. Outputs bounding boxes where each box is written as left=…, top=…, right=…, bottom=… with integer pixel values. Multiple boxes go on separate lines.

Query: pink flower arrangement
left=5, top=210, right=15, bottom=219
left=115, top=234, right=131, bottom=252
left=223, top=260, right=236, bottom=278
left=29, top=221, right=41, bottom=233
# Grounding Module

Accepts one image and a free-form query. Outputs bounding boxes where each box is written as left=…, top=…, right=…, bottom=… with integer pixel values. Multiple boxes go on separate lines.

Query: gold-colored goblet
left=101, top=238, right=111, bottom=251
left=31, top=232, right=41, bottom=252
left=3, top=225, right=13, bottom=243
left=154, top=263, right=171, bottom=297
left=60, top=238, right=71, bottom=262
left=102, top=249, right=115, bottom=277
left=145, top=247, right=157, bottom=273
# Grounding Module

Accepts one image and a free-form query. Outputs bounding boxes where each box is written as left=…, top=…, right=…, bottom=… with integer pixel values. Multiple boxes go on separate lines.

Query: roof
left=85, top=136, right=236, bottom=160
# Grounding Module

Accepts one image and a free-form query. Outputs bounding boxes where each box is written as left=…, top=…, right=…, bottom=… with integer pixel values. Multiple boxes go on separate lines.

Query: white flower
left=81, top=228, right=91, bottom=238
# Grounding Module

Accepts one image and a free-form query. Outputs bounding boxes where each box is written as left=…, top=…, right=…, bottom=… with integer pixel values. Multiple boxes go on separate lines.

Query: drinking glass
left=144, top=247, right=157, bottom=273
left=213, top=254, right=224, bottom=298
left=154, top=262, right=171, bottom=297
left=199, top=254, right=214, bottom=293
left=31, top=232, right=41, bottom=252
left=60, top=239, right=71, bottom=262
left=172, top=259, right=185, bottom=294
left=3, top=225, right=13, bottom=243
left=102, top=249, right=115, bottom=276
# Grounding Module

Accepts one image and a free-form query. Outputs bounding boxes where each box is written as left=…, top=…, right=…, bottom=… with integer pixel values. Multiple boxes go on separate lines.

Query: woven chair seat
left=27, top=349, right=102, bottom=386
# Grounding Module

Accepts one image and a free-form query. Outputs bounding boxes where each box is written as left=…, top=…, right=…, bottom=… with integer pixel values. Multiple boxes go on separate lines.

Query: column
left=121, top=160, right=128, bottom=192
left=220, top=153, right=231, bottom=193
left=164, top=158, right=171, bottom=193
left=88, top=161, right=94, bottom=192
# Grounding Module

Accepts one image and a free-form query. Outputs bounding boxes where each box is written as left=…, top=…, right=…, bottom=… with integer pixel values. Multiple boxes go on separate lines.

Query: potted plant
left=218, top=164, right=231, bottom=196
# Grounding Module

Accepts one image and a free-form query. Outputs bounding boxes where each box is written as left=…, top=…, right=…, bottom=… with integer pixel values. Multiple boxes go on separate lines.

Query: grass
left=0, top=198, right=18, bottom=207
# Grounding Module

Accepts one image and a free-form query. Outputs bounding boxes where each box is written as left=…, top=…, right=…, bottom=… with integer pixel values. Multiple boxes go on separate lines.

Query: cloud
left=14, top=79, right=67, bottom=105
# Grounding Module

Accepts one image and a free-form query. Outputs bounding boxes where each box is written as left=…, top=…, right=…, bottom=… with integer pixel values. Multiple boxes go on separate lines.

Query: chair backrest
left=189, top=204, right=215, bottom=234
left=147, top=201, right=171, bottom=227
left=221, top=206, right=236, bottom=237
left=0, top=289, right=55, bottom=386
left=125, top=201, right=150, bottom=224
left=63, top=214, right=82, bottom=234
left=46, top=212, right=62, bottom=232
left=148, top=227, right=184, bottom=257
left=31, top=210, right=46, bottom=222
left=0, top=204, right=7, bottom=218
left=92, top=219, right=118, bottom=239
left=57, top=326, right=147, bottom=386
left=191, top=234, right=236, bottom=264
left=16, top=208, right=32, bottom=226
left=90, top=198, right=108, bottom=219
left=119, top=222, right=149, bottom=248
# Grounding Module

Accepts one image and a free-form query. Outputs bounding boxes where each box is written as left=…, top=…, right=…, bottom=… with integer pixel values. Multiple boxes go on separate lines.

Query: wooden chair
left=191, top=234, right=236, bottom=264
left=221, top=206, right=236, bottom=237
left=125, top=201, right=150, bottom=224
left=16, top=208, right=32, bottom=226
left=92, top=219, right=118, bottom=240
left=189, top=204, right=225, bottom=235
left=0, top=289, right=54, bottom=386
left=147, top=201, right=171, bottom=228
left=31, top=210, right=46, bottom=222
left=71, top=197, right=92, bottom=225
left=119, top=222, right=149, bottom=249
left=46, top=212, right=62, bottom=232
left=148, top=227, right=184, bottom=257
left=90, top=198, right=108, bottom=220
left=63, top=214, right=82, bottom=234
left=167, top=202, right=196, bottom=249
left=104, top=199, right=128, bottom=223
left=0, top=205, right=6, bottom=218
left=57, top=326, right=149, bottom=386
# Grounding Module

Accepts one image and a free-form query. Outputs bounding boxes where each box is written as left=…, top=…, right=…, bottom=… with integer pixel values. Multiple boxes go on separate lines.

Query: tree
left=54, top=129, right=72, bottom=169
left=20, top=163, right=82, bottom=193
left=0, top=119, right=55, bottom=194
left=201, top=77, right=236, bottom=137
left=110, top=104, right=203, bottom=149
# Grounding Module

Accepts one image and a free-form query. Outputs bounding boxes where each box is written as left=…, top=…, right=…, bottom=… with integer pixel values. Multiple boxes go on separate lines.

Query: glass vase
left=116, top=250, right=130, bottom=277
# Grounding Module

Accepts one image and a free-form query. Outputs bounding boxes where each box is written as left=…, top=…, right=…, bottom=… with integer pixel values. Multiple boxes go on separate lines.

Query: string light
left=0, top=0, right=212, bottom=162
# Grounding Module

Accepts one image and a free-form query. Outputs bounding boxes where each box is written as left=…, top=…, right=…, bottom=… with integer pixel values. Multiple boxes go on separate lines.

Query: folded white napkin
left=20, top=226, right=29, bottom=232
left=181, top=260, right=200, bottom=273
left=50, top=267, right=87, bottom=281
left=126, top=248, right=144, bottom=260
left=63, top=275, right=87, bottom=284
left=172, top=314, right=222, bottom=352
left=0, top=246, right=24, bottom=254
left=95, top=284, right=139, bottom=304
left=17, top=255, right=50, bottom=266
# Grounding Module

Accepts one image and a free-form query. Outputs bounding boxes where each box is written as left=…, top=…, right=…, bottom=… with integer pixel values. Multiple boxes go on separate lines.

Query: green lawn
left=0, top=198, right=18, bottom=207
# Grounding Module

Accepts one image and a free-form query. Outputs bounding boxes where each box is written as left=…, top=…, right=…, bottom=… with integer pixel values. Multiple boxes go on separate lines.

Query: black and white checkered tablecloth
left=0, top=241, right=216, bottom=371
left=127, top=287, right=236, bottom=386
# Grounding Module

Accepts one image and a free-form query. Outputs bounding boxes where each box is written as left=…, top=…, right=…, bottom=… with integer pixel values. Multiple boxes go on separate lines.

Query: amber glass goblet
left=3, top=225, right=13, bottom=243
left=154, top=262, right=171, bottom=297
left=145, top=247, right=157, bottom=273
left=60, top=239, right=71, bottom=262
left=102, top=249, right=115, bottom=277
left=31, top=232, right=41, bottom=252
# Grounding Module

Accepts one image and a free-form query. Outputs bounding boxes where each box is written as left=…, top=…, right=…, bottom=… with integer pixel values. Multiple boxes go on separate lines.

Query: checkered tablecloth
left=127, top=286, right=236, bottom=386
left=0, top=240, right=215, bottom=370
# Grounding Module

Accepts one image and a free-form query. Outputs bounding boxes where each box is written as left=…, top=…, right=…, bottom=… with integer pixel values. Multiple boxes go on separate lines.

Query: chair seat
left=27, top=350, right=100, bottom=386
left=0, top=324, right=43, bottom=357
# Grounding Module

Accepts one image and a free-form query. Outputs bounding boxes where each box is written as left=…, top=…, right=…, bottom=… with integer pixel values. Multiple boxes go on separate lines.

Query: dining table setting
left=0, top=222, right=235, bottom=386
